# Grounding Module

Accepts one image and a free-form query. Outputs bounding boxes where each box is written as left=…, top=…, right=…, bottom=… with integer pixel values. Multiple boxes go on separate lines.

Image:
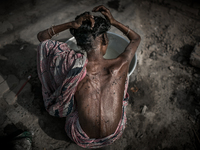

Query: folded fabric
left=37, top=39, right=87, bottom=117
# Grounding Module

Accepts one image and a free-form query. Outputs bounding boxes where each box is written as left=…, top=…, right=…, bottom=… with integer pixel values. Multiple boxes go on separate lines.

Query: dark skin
left=37, top=5, right=141, bottom=138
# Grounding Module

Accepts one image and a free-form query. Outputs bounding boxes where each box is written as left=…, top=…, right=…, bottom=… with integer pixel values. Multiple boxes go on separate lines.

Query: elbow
left=130, top=36, right=141, bottom=43
left=135, top=35, right=141, bottom=44
left=137, top=35, right=141, bottom=42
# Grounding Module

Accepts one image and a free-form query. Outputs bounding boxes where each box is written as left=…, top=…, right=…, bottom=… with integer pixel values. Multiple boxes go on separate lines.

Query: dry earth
left=0, top=0, right=200, bottom=150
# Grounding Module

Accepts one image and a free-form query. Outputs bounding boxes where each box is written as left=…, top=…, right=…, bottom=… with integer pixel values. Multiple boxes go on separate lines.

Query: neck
left=87, top=47, right=104, bottom=62
left=87, top=39, right=104, bottom=62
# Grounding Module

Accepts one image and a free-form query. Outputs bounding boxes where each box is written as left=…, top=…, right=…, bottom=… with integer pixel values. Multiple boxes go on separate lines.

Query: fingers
left=89, top=16, right=95, bottom=29
left=88, top=16, right=95, bottom=29
left=80, top=14, right=95, bottom=29
left=92, top=5, right=109, bottom=12
left=101, top=11, right=108, bottom=16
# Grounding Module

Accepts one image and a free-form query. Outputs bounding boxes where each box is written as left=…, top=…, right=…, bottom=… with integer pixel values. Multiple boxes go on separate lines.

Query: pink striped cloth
left=37, top=39, right=88, bottom=117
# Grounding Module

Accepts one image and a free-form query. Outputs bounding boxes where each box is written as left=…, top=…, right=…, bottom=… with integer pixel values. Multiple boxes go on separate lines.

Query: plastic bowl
left=66, top=31, right=137, bottom=76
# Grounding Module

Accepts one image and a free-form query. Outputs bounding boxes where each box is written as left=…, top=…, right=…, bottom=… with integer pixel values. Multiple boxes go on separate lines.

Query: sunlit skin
left=37, top=5, right=141, bottom=138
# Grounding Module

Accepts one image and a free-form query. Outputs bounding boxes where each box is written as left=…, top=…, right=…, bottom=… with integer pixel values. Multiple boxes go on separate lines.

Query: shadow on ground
left=0, top=39, right=71, bottom=141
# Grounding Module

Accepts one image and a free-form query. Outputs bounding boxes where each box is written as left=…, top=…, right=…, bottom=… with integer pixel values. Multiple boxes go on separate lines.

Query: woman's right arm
left=93, top=5, right=141, bottom=64
left=37, top=13, right=94, bottom=42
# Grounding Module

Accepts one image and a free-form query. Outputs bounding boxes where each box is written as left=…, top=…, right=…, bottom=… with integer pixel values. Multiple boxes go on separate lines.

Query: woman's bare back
left=75, top=58, right=129, bottom=138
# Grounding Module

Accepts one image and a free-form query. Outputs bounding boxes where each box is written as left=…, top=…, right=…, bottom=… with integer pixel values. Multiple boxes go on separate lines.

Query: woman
left=37, top=5, right=141, bottom=148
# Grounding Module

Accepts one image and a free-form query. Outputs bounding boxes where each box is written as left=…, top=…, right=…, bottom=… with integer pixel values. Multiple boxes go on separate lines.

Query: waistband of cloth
left=65, top=98, right=128, bottom=149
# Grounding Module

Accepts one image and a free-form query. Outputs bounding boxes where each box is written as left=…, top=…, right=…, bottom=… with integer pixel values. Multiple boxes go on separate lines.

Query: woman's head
left=70, top=12, right=111, bottom=51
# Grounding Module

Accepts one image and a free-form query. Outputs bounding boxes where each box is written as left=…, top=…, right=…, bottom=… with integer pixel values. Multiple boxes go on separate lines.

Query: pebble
left=168, top=66, right=174, bottom=70
left=176, top=48, right=180, bottom=52
left=141, top=105, right=148, bottom=115
left=149, top=51, right=157, bottom=60
left=162, top=76, right=168, bottom=81
left=148, top=45, right=157, bottom=51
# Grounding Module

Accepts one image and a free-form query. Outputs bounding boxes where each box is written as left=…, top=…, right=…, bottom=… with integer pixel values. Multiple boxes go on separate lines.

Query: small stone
left=149, top=51, right=157, bottom=60
left=162, top=76, right=168, bottom=81
left=148, top=45, right=157, bottom=51
left=19, top=44, right=27, bottom=51
left=141, top=105, right=148, bottom=115
left=168, top=66, right=174, bottom=70
left=139, top=134, right=144, bottom=139
left=167, top=45, right=171, bottom=51
left=176, top=48, right=180, bottom=52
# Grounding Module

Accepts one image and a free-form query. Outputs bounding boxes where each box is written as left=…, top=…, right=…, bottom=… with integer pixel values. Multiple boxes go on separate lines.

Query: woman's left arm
left=37, top=13, right=94, bottom=42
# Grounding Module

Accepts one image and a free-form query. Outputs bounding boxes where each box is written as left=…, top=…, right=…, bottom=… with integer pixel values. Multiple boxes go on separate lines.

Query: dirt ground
left=0, top=0, right=200, bottom=150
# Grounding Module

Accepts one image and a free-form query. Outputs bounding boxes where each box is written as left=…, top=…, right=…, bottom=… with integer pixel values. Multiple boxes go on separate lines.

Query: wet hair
left=70, top=12, right=111, bottom=51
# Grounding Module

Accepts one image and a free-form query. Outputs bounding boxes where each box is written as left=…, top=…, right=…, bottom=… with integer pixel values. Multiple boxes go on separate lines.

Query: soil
left=0, top=0, right=200, bottom=150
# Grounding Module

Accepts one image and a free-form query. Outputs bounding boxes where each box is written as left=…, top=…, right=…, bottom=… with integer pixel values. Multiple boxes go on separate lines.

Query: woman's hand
left=71, top=13, right=95, bottom=29
left=92, top=5, right=116, bottom=25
